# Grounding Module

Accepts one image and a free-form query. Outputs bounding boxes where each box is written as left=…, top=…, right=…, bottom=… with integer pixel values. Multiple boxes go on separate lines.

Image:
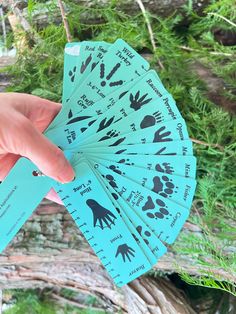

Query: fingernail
left=58, top=162, right=75, bottom=184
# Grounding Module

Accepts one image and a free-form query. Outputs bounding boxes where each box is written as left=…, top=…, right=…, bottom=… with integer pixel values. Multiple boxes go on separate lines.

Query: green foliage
left=4, top=289, right=108, bottom=314
left=4, top=0, right=236, bottom=297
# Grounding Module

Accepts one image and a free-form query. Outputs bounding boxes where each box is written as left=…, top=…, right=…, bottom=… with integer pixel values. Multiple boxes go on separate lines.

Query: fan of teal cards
left=0, top=39, right=196, bottom=287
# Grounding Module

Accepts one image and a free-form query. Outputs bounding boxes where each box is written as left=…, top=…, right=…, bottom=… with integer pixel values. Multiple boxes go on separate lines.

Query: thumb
left=10, top=115, right=75, bottom=183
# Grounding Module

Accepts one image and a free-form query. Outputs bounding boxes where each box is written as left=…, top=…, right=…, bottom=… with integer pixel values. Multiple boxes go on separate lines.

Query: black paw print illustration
left=100, top=62, right=123, bottom=87
left=142, top=196, right=169, bottom=219
left=140, top=111, right=163, bottom=129
left=69, top=66, right=77, bottom=82
left=97, top=116, right=115, bottom=132
left=136, top=225, right=151, bottom=245
left=86, top=199, right=117, bottom=230
left=98, top=130, right=120, bottom=142
left=108, top=164, right=125, bottom=175
left=155, top=147, right=176, bottom=156
left=118, top=158, right=134, bottom=166
left=152, top=175, right=177, bottom=198
left=155, top=162, right=174, bottom=175
left=153, top=126, right=172, bottom=142
left=129, top=91, right=152, bottom=111
left=115, top=244, right=135, bottom=262
left=80, top=54, right=92, bottom=74
left=105, top=174, right=118, bottom=189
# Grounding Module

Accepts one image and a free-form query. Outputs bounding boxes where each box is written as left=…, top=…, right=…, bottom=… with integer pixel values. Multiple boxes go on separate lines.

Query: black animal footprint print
left=142, top=197, right=169, bottom=219
left=118, top=158, right=134, bottom=166
left=97, top=116, right=115, bottom=132
left=155, top=147, right=176, bottom=156
left=155, top=162, right=174, bottom=175
left=115, top=244, right=135, bottom=262
left=140, top=111, right=163, bottom=129
left=99, top=130, right=120, bottom=142
left=105, top=174, right=118, bottom=189
left=136, top=225, right=151, bottom=245
left=153, top=126, right=172, bottom=142
left=69, top=66, right=77, bottom=82
left=108, top=164, right=125, bottom=175
left=66, top=109, right=93, bottom=126
left=86, top=199, right=117, bottom=230
left=109, top=137, right=126, bottom=147
left=100, top=62, right=123, bottom=87
left=129, top=91, right=152, bottom=111
left=80, top=54, right=92, bottom=74
left=152, top=175, right=177, bottom=198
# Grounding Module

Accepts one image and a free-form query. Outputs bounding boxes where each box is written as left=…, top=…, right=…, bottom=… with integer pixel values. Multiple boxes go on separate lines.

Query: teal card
left=0, top=39, right=197, bottom=287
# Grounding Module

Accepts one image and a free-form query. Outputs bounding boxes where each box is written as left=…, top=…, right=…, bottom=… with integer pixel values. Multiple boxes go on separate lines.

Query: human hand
left=0, top=92, right=75, bottom=204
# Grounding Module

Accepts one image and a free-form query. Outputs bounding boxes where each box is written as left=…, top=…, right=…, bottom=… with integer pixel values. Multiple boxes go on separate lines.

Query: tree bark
left=0, top=199, right=199, bottom=313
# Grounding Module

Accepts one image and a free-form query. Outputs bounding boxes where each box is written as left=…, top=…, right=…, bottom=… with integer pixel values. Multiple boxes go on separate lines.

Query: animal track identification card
left=0, top=39, right=197, bottom=287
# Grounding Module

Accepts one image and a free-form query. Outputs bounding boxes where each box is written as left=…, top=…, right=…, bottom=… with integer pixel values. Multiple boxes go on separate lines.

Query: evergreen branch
left=135, top=0, right=164, bottom=70
left=190, top=138, right=224, bottom=151
left=207, top=12, right=236, bottom=28
left=180, top=45, right=234, bottom=57
left=58, top=0, right=72, bottom=42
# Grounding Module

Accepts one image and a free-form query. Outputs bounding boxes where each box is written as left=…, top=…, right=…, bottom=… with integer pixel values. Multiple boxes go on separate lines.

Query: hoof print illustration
left=130, top=91, right=152, bottom=111
left=69, top=66, right=77, bottom=82
left=100, top=62, right=123, bottom=87
left=153, top=126, right=172, bottom=142
left=115, top=244, right=135, bottom=262
left=86, top=199, right=117, bottom=230
left=140, top=111, right=163, bottom=129
left=155, top=162, right=174, bottom=175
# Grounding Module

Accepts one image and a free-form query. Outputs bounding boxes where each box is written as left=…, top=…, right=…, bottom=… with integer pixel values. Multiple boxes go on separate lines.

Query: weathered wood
left=0, top=199, right=198, bottom=313
left=0, top=199, right=234, bottom=286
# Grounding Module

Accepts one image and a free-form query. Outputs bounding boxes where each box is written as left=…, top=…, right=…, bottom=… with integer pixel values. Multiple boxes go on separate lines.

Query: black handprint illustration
left=86, top=199, right=117, bottom=230
left=80, top=54, right=92, bottom=74
left=155, top=162, right=174, bottom=175
left=100, top=62, right=123, bottom=87
left=140, top=111, right=163, bottom=129
left=129, top=91, right=152, bottom=111
left=115, top=244, right=135, bottom=262
left=69, top=66, right=77, bottom=82
left=96, top=116, right=115, bottom=132
left=153, top=126, right=172, bottom=142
